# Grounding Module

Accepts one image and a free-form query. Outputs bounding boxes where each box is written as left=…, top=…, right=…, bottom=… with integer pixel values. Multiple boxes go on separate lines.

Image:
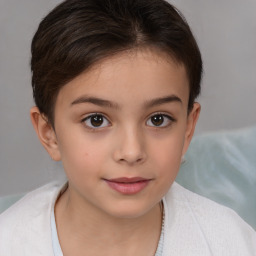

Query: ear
left=30, top=106, right=61, bottom=161
left=182, top=102, right=201, bottom=156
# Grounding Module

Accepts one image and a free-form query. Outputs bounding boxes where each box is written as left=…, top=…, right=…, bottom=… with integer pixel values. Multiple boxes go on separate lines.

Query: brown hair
left=31, top=0, right=202, bottom=126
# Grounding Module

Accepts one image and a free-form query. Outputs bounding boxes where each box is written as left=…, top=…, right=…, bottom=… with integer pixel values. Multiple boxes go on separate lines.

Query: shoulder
left=0, top=181, right=65, bottom=222
left=163, top=182, right=256, bottom=255
left=0, top=180, right=67, bottom=256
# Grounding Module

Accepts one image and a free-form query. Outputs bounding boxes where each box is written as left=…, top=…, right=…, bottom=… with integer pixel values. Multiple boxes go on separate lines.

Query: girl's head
left=31, top=0, right=202, bottom=127
left=30, top=0, right=202, bottom=218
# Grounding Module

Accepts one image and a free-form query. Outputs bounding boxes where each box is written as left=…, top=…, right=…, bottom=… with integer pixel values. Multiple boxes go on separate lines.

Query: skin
left=30, top=49, right=200, bottom=256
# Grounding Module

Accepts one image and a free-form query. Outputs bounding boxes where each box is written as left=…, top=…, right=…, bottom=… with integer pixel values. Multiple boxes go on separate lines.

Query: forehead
left=56, top=49, right=189, bottom=109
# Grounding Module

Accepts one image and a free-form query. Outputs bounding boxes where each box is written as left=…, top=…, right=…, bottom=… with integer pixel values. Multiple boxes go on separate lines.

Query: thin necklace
left=154, top=201, right=165, bottom=256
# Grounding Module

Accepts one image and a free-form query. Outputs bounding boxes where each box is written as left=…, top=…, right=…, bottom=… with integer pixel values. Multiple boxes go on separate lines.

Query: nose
left=113, top=127, right=147, bottom=165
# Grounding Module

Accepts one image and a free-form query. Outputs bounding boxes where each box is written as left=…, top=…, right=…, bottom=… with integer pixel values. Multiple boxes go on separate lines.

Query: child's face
left=32, top=49, right=200, bottom=218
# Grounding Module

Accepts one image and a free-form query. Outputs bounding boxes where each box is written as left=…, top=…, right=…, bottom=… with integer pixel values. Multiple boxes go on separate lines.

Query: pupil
left=151, top=115, right=163, bottom=126
left=91, top=115, right=103, bottom=127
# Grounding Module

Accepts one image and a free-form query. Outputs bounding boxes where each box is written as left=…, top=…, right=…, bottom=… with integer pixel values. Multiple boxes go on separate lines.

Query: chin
left=103, top=200, right=159, bottom=220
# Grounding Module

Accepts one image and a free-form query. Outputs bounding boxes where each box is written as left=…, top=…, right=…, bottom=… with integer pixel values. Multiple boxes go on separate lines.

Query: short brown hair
left=31, top=0, right=202, bottom=126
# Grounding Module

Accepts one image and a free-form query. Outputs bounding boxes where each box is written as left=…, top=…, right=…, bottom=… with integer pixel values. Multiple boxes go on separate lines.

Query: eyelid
left=81, top=112, right=109, bottom=120
left=147, top=111, right=176, bottom=121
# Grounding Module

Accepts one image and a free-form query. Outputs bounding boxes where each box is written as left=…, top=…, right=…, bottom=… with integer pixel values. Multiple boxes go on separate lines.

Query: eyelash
left=81, top=112, right=176, bottom=130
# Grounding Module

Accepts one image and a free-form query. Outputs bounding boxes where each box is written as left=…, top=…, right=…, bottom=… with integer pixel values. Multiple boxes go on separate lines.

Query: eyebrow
left=71, top=96, right=120, bottom=109
left=143, top=95, right=182, bottom=108
left=71, top=95, right=182, bottom=109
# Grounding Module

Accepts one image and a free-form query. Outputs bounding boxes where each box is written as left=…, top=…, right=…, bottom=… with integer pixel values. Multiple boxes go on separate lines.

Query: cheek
left=57, top=132, right=108, bottom=179
left=149, top=133, right=185, bottom=178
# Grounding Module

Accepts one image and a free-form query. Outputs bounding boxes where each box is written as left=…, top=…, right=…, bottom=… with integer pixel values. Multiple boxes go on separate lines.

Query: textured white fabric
left=0, top=181, right=255, bottom=256
left=51, top=208, right=63, bottom=256
left=162, top=184, right=256, bottom=256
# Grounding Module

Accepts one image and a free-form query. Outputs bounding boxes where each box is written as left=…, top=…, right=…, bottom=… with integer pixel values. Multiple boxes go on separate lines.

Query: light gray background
left=0, top=0, right=255, bottom=196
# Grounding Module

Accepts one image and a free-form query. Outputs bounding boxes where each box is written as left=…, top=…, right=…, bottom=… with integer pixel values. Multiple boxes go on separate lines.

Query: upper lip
left=104, top=177, right=151, bottom=183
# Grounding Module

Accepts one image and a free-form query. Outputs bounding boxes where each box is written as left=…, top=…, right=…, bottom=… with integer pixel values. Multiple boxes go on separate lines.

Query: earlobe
left=30, top=106, right=61, bottom=161
left=182, top=102, right=201, bottom=155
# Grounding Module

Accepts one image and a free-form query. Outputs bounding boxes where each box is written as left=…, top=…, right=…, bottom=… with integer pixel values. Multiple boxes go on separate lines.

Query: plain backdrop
left=0, top=0, right=255, bottom=196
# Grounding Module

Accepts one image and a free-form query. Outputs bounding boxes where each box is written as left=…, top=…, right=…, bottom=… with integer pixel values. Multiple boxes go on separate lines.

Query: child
left=0, top=0, right=255, bottom=255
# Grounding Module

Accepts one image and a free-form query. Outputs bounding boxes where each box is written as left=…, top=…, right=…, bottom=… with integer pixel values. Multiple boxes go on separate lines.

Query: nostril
left=136, top=157, right=143, bottom=163
left=117, top=154, right=146, bottom=165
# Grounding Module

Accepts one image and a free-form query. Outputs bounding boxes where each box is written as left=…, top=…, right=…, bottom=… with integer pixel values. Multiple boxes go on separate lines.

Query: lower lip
left=105, top=180, right=150, bottom=195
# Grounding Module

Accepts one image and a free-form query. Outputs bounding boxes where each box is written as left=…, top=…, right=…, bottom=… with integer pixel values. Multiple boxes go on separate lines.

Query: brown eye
left=83, top=114, right=110, bottom=128
left=151, top=115, right=164, bottom=126
left=91, top=115, right=103, bottom=127
left=146, top=114, right=173, bottom=127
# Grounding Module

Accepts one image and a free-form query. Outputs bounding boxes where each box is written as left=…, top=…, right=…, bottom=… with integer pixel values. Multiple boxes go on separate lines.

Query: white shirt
left=0, top=180, right=255, bottom=256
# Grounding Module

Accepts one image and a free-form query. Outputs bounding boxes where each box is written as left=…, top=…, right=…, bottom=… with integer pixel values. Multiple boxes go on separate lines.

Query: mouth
left=103, top=177, right=152, bottom=195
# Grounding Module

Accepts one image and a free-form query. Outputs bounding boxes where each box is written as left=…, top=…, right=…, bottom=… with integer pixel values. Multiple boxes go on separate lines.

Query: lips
left=104, top=177, right=151, bottom=195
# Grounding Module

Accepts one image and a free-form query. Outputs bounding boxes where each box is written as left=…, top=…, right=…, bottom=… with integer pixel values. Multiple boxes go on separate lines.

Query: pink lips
left=104, top=177, right=151, bottom=195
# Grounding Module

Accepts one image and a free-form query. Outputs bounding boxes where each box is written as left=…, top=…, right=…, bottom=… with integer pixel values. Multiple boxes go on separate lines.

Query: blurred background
left=0, top=0, right=255, bottom=196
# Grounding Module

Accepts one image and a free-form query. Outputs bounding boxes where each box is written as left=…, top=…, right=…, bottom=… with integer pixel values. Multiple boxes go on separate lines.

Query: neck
left=55, top=186, right=163, bottom=256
